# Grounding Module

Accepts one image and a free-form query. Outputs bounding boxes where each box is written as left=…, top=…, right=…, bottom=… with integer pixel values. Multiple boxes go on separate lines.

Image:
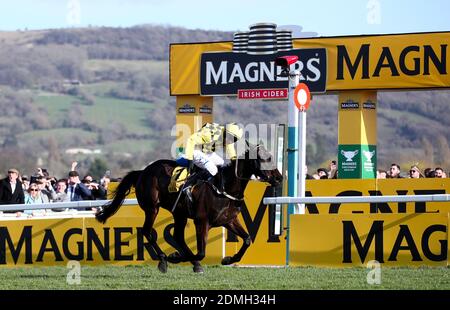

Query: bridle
left=206, top=142, right=272, bottom=201
left=234, top=142, right=268, bottom=182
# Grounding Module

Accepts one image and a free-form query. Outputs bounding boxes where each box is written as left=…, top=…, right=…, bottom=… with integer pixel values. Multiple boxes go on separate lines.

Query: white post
left=297, top=109, right=306, bottom=214
left=287, top=70, right=300, bottom=214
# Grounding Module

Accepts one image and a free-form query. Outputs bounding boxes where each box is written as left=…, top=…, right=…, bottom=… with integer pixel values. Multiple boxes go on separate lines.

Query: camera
left=275, top=55, right=299, bottom=77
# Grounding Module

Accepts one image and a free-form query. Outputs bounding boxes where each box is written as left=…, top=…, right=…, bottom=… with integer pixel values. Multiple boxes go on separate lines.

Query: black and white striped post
left=232, top=31, right=249, bottom=53
left=247, top=22, right=278, bottom=55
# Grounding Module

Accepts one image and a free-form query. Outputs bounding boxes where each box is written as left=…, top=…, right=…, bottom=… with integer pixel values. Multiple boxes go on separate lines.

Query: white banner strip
left=0, top=199, right=138, bottom=212
left=263, top=194, right=450, bottom=205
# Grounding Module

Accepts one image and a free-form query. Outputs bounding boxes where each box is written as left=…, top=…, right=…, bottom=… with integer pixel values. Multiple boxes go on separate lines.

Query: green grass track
left=0, top=265, right=448, bottom=290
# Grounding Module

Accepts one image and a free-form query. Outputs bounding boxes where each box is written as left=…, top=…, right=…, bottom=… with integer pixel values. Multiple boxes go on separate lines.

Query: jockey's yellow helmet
left=225, top=123, right=243, bottom=140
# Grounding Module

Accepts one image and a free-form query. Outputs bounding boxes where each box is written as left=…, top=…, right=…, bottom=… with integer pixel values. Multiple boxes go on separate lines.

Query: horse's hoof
left=157, top=260, right=168, bottom=273
left=167, top=252, right=183, bottom=264
left=221, top=256, right=233, bottom=265
left=193, top=265, right=204, bottom=273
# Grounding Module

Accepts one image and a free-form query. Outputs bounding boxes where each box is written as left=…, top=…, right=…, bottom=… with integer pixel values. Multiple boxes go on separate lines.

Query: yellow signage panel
left=170, top=42, right=232, bottom=95
left=290, top=213, right=449, bottom=267
left=170, top=32, right=450, bottom=94
left=304, top=178, right=450, bottom=214
left=225, top=181, right=286, bottom=266
left=338, top=91, right=377, bottom=145
left=296, top=32, right=450, bottom=91
left=0, top=210, right=223, bottom=267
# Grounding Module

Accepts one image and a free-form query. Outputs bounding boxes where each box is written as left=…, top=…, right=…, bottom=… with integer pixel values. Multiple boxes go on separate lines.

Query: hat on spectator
left=68, top=170, right=79, bottom=177
left=410, top=166, right=420, bottom=173
left=8, top=168, right=19, bottom=174
left=410, top=165, right=424, bottom=177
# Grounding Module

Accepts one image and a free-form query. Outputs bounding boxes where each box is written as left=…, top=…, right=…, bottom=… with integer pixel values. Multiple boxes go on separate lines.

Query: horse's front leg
left=190, top=218, right=209, bottom=271
left=221, top=218, right=251, bottom=265
left=142, top=208, right=168, bottom=273
left=168, top=215, right=203, bottom=272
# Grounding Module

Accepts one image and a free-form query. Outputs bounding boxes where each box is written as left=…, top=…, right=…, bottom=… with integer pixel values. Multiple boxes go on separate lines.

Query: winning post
left=275, top=56, right=312, bottom=215
left=293, top=83, right=311, bottom=214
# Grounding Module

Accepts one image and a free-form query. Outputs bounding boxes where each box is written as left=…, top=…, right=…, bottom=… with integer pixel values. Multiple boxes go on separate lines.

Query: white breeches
left=192, top=150, right=224, bottom=176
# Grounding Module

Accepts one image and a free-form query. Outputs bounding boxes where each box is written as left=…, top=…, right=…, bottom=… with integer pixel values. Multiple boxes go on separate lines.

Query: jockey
left=176, top=122, right=243, bottom=201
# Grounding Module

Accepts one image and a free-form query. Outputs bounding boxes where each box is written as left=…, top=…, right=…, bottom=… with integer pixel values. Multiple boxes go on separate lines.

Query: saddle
left=168, top=166, right=189, bottom=193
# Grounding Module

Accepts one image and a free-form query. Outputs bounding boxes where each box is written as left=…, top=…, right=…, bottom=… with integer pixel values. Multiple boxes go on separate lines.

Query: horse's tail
left=95, top=170, right=142, bottom=224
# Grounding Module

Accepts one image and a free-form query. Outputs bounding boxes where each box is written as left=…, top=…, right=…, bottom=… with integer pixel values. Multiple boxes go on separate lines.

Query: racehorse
left=95, top=143, right=282, bottom=273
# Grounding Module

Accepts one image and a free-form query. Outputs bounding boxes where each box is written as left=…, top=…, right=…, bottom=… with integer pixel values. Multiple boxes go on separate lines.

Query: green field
left=0, top=265, right=448, bottom=290
left=27, top=90, right=159, bottom=157
left=85, top=59, right=168, bottom=76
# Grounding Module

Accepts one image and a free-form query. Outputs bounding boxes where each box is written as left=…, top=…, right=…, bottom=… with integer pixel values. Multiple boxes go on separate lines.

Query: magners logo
left=200, top=49, right=327, bottom=95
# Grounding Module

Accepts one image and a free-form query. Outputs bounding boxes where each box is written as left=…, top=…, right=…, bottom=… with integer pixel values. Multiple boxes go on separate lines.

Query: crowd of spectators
left=304, top=161, right=448, bottom=180
left=0, top=162, right=113, bottom=218
left=376, top=163, right=447, bottom=179
left=0, top=159, right=447, bottom=217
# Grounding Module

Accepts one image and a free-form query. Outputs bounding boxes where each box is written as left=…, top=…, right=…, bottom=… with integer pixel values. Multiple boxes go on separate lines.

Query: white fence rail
left=0, top=199, right=139, bottom=212
left=263, top=194, right=450, bottom=205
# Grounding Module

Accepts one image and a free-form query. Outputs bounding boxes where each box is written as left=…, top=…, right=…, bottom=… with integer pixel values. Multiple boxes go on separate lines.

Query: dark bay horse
left=95, top=143, right=282, bottom=273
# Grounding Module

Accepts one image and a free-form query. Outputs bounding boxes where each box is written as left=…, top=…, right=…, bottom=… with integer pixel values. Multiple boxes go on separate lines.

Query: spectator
left=377, top=169, right=387, bottom=179
left=427, top=170, right=436, bottom=178
left=52, top=179, right=70, bottom=212
left=328, top=160, right=338, bottom=179
left=435, top=167, right=445, bottom=178
left=0, top=168, right=25, bottom=205
left=409, top=165, right=424, bottom=178
left=37, top=178, right=57, bottom=202
left=388, top=163, right=403, bottom=178
left=24, top=183, right=48, bottom=216
left=54, top=179, right=70, bottom=203
left=424, top=168, right=433, bottom=178
left=67, top=171, right=92, bottom=201
left=82, top=174, right=107, bottom=200
left=317, top=168, right=329, bottom=179
left=21, top=175, right=30, bottom=191
left=100, top=172, right=111, bottom=194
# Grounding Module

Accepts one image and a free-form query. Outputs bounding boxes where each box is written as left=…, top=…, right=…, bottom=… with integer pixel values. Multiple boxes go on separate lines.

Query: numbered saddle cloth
left=168, top=166, right=189, bottom=193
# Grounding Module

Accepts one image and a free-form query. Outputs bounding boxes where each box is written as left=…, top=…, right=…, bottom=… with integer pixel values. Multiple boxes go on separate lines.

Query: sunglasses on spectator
left=409, top=170, right=418, bottom=173
left=30, top=189, right=39, bottom=192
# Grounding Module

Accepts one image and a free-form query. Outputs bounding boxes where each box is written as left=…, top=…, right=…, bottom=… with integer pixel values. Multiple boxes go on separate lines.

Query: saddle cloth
left=168, top=166, right=189, bottom=193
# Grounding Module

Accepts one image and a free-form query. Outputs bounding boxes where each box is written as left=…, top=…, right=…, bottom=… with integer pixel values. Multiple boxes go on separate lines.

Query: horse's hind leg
left=142, top=208, right=168, bottom=273
left=137, top=174, right=169, bottom=273
left=221, top=218, right=251, bottom=265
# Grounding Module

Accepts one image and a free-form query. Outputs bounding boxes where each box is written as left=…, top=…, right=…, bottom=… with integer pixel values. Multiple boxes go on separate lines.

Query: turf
left=0, top=265, right=448, bottom=290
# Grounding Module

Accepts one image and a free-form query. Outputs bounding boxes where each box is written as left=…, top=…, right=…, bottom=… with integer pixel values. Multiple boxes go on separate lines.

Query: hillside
left=0, top=26, right=448, bottom=179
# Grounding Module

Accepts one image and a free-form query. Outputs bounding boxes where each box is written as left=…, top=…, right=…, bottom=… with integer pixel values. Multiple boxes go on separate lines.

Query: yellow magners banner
left=170, top=32, right=450, bottom=94
left=304, top=178, right=450, bottom=214
left=0, top=212, right=223, bottom=267
left=290, top=213, right=449, bottom=266
left=0, top=181, right=283, bottom=266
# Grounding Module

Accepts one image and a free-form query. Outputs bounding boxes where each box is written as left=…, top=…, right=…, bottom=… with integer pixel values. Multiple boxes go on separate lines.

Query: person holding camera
left=82, top=174, right=107, bottom=200
left=37, top=177, right=57, bottom=202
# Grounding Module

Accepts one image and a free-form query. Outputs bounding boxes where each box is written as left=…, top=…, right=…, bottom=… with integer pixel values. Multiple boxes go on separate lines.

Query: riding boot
left=183, top=170, right=213, bottom=215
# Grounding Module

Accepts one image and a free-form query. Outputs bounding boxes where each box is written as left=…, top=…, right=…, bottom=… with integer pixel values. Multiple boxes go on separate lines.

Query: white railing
left=0, top=199, right=139, bottom=212
left=263, top=194, right=450, bottom=205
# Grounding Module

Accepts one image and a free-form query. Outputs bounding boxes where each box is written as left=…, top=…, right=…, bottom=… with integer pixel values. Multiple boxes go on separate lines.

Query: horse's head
left=243, top=143, right=283, bottom=187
